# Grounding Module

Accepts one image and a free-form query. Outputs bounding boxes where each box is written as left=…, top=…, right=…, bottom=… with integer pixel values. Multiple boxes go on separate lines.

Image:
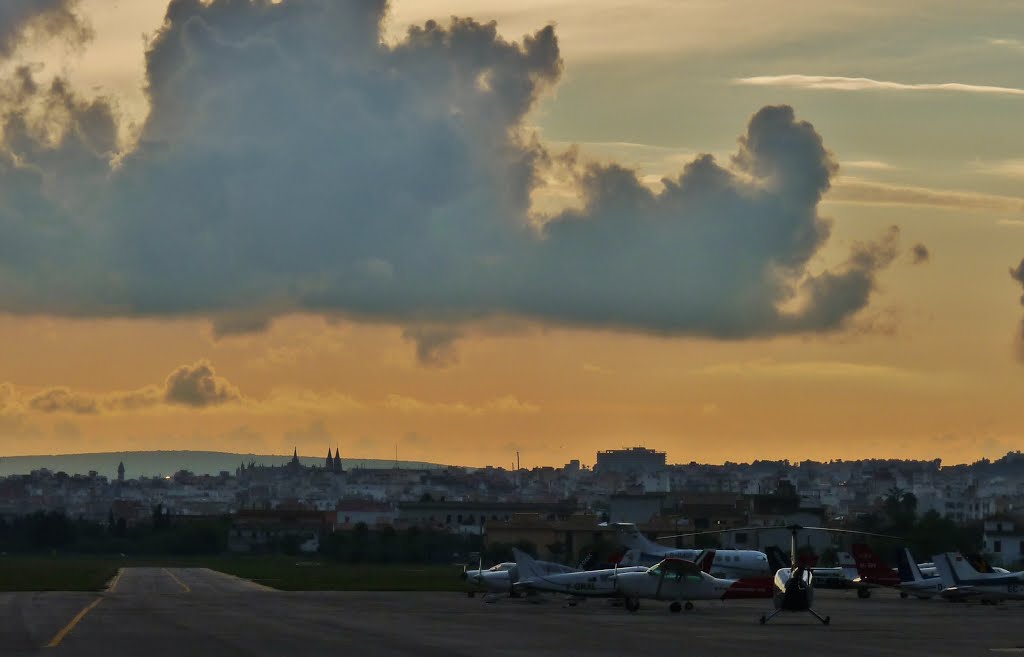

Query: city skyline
left=0, top=0, right=1022, bottom=467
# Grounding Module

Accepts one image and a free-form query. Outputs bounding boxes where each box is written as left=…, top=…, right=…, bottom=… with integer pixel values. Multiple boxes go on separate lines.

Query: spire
left=117, top=461, right=125, bottom=483
left=333, top=447, right=342, bottom=472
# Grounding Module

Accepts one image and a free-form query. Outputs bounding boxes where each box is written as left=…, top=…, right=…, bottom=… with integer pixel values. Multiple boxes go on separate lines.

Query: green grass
left=209, top=558, right=465, bottom=591
left=0, top=557, right=120, bottom=591
left=0, top=555, right=465, bottom=592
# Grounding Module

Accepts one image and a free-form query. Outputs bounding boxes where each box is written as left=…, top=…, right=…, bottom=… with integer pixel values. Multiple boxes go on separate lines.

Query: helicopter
left=653, top=523, right=899, bottom=625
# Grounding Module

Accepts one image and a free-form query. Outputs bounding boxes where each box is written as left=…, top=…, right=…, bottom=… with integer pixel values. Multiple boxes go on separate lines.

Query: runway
left=2, top=568, right=1022, bottom=656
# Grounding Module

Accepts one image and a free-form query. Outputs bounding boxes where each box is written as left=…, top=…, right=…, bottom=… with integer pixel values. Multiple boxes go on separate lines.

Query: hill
left=0, top=451, right=446, bottom=479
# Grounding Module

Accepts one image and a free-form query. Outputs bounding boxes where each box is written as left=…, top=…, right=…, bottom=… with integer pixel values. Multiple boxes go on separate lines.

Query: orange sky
left=0, top=1, right=1022, bottom=467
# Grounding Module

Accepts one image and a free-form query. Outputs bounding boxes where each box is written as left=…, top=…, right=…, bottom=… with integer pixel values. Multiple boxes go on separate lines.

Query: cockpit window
left=649, top=558, right=701, bottom=580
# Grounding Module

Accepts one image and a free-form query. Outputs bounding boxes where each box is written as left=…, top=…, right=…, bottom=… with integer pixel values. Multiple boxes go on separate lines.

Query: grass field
left=0, top=555, right=465, bottom=592
left=0, top=557, right=120, bottom=591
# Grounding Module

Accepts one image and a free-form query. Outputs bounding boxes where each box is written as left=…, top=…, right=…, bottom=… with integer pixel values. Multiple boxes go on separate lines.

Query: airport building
left=595, top=447, right=667, bottom=474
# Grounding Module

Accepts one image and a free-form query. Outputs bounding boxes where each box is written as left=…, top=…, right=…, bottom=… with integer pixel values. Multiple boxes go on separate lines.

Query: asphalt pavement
left=2, top=569, right=1023, bottom=656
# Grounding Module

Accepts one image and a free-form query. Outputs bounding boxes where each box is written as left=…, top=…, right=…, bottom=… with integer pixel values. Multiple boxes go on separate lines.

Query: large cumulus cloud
left=0, top=0, right=902, bottom=354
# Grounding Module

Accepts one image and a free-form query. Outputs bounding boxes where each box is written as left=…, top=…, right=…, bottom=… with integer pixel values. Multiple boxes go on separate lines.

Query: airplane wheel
left=824, top=616, right=831, bottom=625
left=467, top=591, right=475, bottom=598
left=670, top=602, right=682, bottom=613
left=759, top=615, right=767, bottom=625
left=857, top=587, right=871, bottom=599
left=684, top=601, right=694, bottom=611
left=899, top=591, right=908, bottom=599
left=625, top=598, right=640, bottom=613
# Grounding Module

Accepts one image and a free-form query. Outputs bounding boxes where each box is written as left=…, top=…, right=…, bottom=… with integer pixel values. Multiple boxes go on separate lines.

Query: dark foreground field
left=0, top=556, right=463, bottom=592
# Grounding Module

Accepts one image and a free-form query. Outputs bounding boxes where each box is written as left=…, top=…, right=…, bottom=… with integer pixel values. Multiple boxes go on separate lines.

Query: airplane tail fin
left=611, top=522, right=664, bottom=554
left=898, top=548, right=925, bottom=583
left=696, top=549, right=716, bottom=574
left=765, top=545, right=790, bottom=572
left=512, top=548, right=541, bottom=581
left=932, top=552, right=964, bottom=587
left=851, top=543, right=890, bottom=578
left=946, top=552, right=984, bottom=581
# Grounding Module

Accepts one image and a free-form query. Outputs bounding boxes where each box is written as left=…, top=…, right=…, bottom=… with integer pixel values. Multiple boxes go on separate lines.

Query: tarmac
left=2, top=568, right=1023, bottom=656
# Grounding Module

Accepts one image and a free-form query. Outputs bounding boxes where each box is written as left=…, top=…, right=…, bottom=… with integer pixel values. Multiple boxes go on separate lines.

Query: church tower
left=333, top=447, right=342, bottom=473
left=326, top=448, right=334, bottom=470
left=117, top=461, right=125, bottom=483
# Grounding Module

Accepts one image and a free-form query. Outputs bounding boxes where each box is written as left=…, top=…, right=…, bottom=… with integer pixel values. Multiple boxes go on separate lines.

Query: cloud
left=0, top=1, right=903, bottom=356
left=971, top=159, right=1024, bottom=179
left=843, top=160, right=896, bottom=171
left=697, top=358, right=921, bottom=381
left=383, top=393, right=538, bottom=415
left=988, top=37, right=1024, bottom=50
left=163, top=360, right=242, bottom=407
left=0, top=0, right=91, bottom=60
left=828, top=178, right=1024, bottom=213
left=735, top=75, right=1024, bottom=96
left=402, top=326, right=462, bottom=369
left=28, top=387, right=98, bottom=414
left=22, top=360, right=241, bottom=414
left=910, top=243, right=930, bottom=265
left=1012, top=258, right=1024, bottom=359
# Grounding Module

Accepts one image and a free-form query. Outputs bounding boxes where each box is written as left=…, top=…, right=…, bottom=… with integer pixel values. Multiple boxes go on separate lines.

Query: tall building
left=117, top=461, right=125, bottom=482
left=595, top=447, right=667, bottom=474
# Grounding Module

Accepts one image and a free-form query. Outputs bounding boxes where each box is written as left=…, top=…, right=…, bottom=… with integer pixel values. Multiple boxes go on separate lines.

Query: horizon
left=2, top=447, right=1018, bottom=473
left=0, top=1, right=1021, bottom=466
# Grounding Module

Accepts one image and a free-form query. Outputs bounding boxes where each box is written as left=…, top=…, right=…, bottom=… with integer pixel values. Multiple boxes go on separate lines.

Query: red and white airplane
left=611, top=523, right=772, bottom=579
left=613, top=552, right=774, bottom=613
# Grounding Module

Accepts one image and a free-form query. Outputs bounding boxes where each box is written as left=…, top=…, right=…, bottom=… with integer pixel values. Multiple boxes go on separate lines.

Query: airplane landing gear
left=670, top=601, right=682, bottom=613
left=857, top=587, right=871, bottom=599
left=809, top=608, right=830, bottom=625
left=899, top=591, right=908, bottom=599
left=625, top=597, right=640, bottom=613
left=467, top=591, right=475, bottom=598
left=684, top=601, right=694, bottom=611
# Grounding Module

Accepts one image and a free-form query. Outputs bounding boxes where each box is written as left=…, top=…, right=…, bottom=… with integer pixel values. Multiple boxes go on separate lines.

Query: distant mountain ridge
left=0, top=451, right=446, bottom=479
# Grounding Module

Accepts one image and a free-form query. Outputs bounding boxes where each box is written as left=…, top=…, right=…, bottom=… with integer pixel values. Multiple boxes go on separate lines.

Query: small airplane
left=613, top=551, right=774, bottom=613
left=895, top=548, right=943, bottom=599
left=511, top=548, right=651, bottom=603
left=931, top=552, right=1024, bottom=603
left=847, top=543, right=900, bottom=598
left=611, top=522, right=772, bottom=578
left=462, top=554, right=577, bottom=600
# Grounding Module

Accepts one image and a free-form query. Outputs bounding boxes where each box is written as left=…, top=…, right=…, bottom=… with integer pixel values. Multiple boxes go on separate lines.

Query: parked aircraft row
left=463, top=522, right=1024, bottom=623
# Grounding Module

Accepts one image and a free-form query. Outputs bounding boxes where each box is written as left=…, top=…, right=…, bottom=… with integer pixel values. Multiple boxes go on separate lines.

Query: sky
left=0, top=0, right=1022, bottom=468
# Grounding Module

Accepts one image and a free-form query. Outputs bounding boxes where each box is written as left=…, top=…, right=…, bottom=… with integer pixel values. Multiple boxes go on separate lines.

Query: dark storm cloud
left=910, top=243, right=930, bottom=264
left=0, top=0, right=904, bottom=357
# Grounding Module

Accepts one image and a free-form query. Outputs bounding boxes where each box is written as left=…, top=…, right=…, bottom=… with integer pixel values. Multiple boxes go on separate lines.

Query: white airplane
left=895, top=548, right=943, bottom=599
left=611, top=523, right=771, bottom=578
left=463, top=557, right=577, bottom=600
left=932, top=552, right=1024, bottom=602
left=511, top=548, right=651, bottom=603
left=613, top=552, right=774, bottom=613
